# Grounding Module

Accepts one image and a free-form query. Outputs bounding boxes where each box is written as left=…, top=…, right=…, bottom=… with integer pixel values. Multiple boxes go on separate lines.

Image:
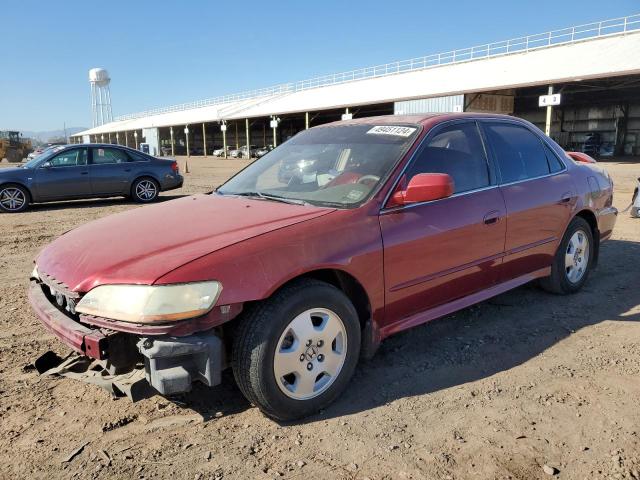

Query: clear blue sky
left=1, top=0, right=637, bottom=131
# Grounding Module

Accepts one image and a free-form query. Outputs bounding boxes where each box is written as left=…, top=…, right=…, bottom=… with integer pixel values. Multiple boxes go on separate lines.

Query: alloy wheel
left=135, top=180, right=157, bottom=201
left=0, top=187, right=26, bottom=211
left=565, top=229, right=590, bottom=283
left=273, top=308, right=347, bottom=400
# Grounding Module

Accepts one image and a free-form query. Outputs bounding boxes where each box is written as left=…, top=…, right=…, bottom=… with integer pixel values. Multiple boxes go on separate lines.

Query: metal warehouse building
left=72, top=14, right=640, bottom=158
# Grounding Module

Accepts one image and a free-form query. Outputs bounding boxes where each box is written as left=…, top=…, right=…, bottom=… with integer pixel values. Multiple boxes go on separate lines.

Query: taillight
left=171, top=161, right=179, bottom=173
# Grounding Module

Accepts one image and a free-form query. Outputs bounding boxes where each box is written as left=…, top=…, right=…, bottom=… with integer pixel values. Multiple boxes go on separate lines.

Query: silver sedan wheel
left=135, top=180, right=157, bottom=201
left=273, top=308, right=347, bottom=400
left=0, top=187, right=26, bottom=211
left=565, top=229, right=590, bottom=284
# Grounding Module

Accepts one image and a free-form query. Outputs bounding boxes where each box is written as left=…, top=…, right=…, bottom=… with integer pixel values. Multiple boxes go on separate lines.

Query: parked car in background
left=229, top=145, right=258, bottom=158
left=0, top=144, right=183, bottom=212
left=582, top=133, right=602, bottom=156
left=213, top=146, right=231, bottom=157
left=27, top=147, right=45, bottom=160
left=28, top=114, right=616, bottom=420
left=255, top=145, right=274, bottom=158
left=27, top=145, right=59, bottom=160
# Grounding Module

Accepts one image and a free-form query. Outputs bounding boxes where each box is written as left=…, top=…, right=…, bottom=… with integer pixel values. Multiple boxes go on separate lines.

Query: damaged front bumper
left=29, top=279, right=225, bottom=398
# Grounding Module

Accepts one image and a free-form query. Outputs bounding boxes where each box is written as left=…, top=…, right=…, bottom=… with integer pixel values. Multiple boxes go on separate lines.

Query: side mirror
left=391, top=173, right=454, bottom=206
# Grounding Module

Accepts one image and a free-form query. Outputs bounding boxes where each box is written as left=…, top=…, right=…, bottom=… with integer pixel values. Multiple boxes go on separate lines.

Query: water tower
left=89, top=68, right=113, bottom=127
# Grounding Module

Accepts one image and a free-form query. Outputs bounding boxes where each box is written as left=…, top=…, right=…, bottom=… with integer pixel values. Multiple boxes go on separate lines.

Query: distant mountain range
left=21, top=127, right=87, bottom=143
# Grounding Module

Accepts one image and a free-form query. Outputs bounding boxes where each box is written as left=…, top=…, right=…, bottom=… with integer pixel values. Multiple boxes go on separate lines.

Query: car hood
left=36, top=194, right=335, bottom=292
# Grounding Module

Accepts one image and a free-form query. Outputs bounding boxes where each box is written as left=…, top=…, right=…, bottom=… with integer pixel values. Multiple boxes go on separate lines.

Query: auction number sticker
left=366, top=126, right=416, bottom=137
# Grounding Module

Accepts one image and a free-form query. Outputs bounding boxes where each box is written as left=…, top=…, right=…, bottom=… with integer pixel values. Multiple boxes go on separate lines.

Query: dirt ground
left=0, top=157, right=639, bottom=480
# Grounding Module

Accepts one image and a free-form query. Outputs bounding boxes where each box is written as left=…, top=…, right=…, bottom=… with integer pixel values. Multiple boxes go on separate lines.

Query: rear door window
left=483, top=123, right=551, bottom=183
left=91, top=147, right=129, bottom=165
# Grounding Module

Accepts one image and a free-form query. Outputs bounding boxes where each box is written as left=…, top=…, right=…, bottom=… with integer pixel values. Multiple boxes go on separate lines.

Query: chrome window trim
left=496, top=168, right=568, bottom=188
left=381, top=184, right=500, bottom=214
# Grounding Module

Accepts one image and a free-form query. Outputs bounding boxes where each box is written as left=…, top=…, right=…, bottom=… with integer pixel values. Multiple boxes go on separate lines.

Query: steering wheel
left=357, top=174, right=380, bottom=185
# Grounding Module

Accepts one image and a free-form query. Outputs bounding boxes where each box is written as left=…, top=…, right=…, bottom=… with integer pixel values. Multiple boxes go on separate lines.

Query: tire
left=0, top=184, right=29, bottom=213
left=231, top=279, right=361, bottom=421
left=6, top=149, right=21, bottom=163
left=131, top=177, right=159, bottom=203
left=540, top=216, right=594, bottom=294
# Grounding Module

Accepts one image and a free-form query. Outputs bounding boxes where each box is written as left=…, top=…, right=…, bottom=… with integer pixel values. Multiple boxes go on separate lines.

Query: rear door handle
left=80, top=171, right=89, bottom=175
left=483, top=210, right=501, bottom=225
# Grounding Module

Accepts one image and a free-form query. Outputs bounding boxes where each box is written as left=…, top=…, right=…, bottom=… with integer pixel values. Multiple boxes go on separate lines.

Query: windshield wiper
left=233, top=191, right=308, bottom=206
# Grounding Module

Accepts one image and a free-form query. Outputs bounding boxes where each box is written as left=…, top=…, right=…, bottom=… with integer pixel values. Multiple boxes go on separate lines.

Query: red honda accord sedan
left=29, top=114, right=617, bottom=420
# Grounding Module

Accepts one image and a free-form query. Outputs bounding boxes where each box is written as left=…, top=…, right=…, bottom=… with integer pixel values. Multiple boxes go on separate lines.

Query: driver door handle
left=483, top=210, right=501, bottom=225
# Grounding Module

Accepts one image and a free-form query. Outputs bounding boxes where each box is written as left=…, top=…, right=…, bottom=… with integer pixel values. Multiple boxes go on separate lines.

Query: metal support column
left=125, top=132, right=129, bottom=148
left=202, top=123, right=207, bottom=156
left=245, top=119, right=250, bottom=158
left=185, top=126, right=190, bottom=157
left=221, top=121, right=227, bottom=159
left=305, top=112, right=310, bottom=129
left=545, top=85, right=553, bottom=137
left=170, top=127, right=175, bottom=156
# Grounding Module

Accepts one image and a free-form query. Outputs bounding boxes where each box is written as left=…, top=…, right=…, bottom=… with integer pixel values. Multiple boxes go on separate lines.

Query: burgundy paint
left=30, top=113, right=617, bottom=353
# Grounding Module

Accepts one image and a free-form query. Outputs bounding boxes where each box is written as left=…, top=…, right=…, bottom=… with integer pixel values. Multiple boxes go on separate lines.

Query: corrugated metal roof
left=75, top=25, right=640, bottom=137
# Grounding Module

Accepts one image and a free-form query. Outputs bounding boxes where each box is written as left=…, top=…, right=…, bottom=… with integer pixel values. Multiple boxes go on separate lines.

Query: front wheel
left=131, top=178, right=159, bottom=203
left=231, top=279, right=361, bottom=421
left=0, top=184, right=29, bottom=213
left=540, top=216, right=594, bottom=294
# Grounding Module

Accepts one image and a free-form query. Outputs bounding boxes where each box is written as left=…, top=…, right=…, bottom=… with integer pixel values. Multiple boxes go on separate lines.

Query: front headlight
left=76, top=281, right=222, bottom=324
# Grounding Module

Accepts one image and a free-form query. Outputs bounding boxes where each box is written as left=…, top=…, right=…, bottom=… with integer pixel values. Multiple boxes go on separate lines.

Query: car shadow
left=27, top=194, right=188, bottom=212
left=175, top=239, right=640, bottom=424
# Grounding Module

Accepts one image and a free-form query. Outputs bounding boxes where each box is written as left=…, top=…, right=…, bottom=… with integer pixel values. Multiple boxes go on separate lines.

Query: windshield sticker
left=366, top=126, right=417, bottom=137
left=97, top=149, right=105, bottom=156
left=346, top=190, right=364, bottom=201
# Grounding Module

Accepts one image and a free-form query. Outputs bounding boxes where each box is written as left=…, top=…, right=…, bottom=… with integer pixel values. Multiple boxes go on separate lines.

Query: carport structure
left=72, top=14, right=640, bottom=158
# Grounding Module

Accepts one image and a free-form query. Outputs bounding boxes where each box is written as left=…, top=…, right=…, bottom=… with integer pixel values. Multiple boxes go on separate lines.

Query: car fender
left=154, top=208, right=387, bottom=330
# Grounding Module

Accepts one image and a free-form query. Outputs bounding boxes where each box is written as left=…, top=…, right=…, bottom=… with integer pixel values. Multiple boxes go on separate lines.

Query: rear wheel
left=540, top=216, right=593, bottom=294
left=231, top=279, right=361, bottom=421
left=6, top=149, right=21, bottom=163
left=0, top=184, right=29, bottom=213
left=131, top=178, right=159, bottom=203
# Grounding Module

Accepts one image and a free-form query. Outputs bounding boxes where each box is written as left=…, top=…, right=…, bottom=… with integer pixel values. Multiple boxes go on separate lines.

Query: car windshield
left=22, top=146, right=63, bottom=168
left=218, top=124, right=419, bottom=207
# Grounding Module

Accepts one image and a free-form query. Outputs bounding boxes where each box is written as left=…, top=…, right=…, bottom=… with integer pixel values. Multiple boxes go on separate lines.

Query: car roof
left=58, top=143, right=145, bottom=152
left=319, top=112, right=523, bottom=128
